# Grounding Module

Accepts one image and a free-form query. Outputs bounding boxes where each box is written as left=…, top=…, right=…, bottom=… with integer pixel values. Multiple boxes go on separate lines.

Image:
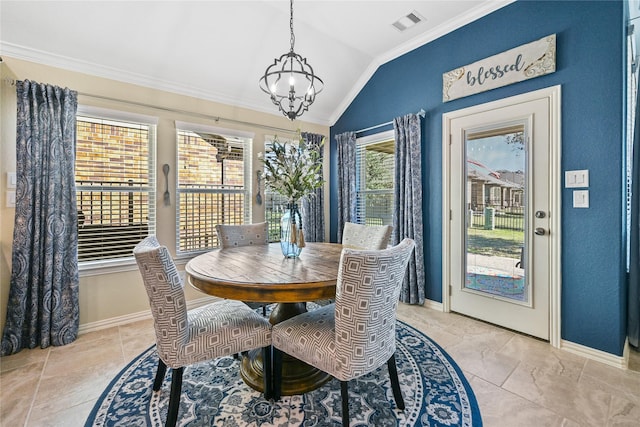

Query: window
left=75, top=111, right=157, bottom=264
left=263, top=137, right=290, bottom=242
left=176, top=123, right=252, bottom=253
left=355, top=130, right=395, bottom=226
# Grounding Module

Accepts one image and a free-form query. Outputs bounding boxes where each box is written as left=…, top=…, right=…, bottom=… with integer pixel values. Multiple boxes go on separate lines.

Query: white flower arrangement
left=259, top=134, right=324, bottom=204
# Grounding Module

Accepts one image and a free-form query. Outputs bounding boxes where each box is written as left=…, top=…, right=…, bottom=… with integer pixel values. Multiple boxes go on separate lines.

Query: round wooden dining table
left=185, top=242, right=343, bottom=395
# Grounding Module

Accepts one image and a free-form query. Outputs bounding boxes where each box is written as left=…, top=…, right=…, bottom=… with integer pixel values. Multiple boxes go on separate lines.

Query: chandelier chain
left=289, top=0, right=295, bottom=53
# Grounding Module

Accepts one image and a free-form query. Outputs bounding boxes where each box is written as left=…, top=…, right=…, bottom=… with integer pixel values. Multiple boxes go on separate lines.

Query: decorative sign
left=443, top=34, right=556, bottom=102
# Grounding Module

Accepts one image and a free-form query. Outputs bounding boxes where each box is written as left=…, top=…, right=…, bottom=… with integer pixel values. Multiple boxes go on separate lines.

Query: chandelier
left=259, top=0, right=323, bottom=120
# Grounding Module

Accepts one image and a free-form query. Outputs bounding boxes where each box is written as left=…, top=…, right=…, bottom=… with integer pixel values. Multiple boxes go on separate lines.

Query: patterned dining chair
left=312, top=222, right=394, bottom=307
left=133, top=236, right=272, bottom=427
left=341, top=222, right=392, bottom=250
left=271, top=238, right=416, bottom=427
left=215, top=222, right=269, bottom=315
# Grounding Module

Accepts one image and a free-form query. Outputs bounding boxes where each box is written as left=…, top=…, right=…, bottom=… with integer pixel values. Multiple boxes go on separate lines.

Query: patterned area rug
left=85, top=320, right=481, bottom=426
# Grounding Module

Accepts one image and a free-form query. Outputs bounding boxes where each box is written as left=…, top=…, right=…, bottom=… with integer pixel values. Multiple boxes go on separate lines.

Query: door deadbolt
left=535, top=211, right=546, bottom=218
left=534, top=227, right=546, bottom=236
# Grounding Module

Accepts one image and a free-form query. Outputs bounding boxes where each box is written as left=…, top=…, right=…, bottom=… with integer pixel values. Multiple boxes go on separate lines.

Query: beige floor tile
left=607, top=394, right=640, bottom=427
left=119, top=319, right=156, bottom=361
left=45, top=335, right=124, bottom=375
left=502, top=362, right=612, bottom=426
left=0, top=361, right=45, bottom=427
left=499, top=334, right=587, bottom=380
left=28, top=399, right=95, bottom=427
left=33, top=359, right=123, bottom=411
left=446, top=341, right=520, bottom=386
left=470, top=376, right=565, bottom=427
left=579, top=359, right=640, bottom=406
left=0, top=346, right=49, bottom=373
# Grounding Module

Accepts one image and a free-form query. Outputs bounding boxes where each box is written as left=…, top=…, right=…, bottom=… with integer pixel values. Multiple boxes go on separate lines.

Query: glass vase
left=280, top=203, right=305, bottom=258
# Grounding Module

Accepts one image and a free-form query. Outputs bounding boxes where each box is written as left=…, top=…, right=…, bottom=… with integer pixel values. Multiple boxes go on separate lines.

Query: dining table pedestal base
left=239, top=302, right=333, bottom=395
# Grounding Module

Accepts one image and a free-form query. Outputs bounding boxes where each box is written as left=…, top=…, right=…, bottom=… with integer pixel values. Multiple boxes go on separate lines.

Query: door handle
left=534, top=227, right=546, bottom=236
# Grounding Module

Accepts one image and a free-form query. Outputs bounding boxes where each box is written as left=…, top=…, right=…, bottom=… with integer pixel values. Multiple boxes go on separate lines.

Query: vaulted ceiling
left=0, top=1, right=513, bottom=125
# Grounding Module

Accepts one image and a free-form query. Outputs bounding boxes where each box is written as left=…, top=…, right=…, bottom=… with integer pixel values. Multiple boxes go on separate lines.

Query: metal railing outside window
left=75, top=116, right=156, bottom=263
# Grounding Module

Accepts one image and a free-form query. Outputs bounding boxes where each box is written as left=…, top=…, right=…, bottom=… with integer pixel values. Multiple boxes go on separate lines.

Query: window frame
left=174, top=121, right=254, bottom=256
left=354, top=129, right=396, bottom=227
left=76, top=106, right=158, bottom=276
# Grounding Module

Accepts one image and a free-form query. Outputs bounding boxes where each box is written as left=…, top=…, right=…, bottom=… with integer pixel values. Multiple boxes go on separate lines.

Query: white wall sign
left=443, top=34, right=556, bottom=102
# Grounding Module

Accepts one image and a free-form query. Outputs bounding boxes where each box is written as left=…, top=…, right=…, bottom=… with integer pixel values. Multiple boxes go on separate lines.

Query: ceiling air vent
left=392, top=11, right=424, bottom=32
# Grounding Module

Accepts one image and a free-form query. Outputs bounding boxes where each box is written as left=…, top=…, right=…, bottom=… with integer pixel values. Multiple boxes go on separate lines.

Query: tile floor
left=1, top=304, right=639, bottom=426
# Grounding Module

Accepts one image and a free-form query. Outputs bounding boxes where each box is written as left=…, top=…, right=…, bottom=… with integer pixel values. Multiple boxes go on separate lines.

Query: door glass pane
left=465, top=125, right=527, bottom=303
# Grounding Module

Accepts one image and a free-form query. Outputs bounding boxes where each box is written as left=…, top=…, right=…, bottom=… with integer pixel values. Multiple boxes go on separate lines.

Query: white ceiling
left=0, top=1, right=513, bottom=126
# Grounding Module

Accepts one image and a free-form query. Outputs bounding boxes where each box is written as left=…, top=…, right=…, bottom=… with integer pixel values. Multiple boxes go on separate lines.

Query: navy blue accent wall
left=329, top=1, right=626, bottom=356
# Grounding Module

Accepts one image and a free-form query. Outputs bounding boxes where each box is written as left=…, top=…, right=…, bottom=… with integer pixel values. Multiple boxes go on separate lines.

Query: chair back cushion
left=334, top=238, right=415, bottom=379
left=216, top=222, right=268, bottom=248
left=341, top=222, right=392, bottom=250
left=133, top=236, right=188, bottom=365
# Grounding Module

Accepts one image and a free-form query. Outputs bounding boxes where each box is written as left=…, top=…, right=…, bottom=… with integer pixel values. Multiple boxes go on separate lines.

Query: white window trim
left=356, top=129, right=394, bottom=146
left=78, top=105, right=159, bottom=125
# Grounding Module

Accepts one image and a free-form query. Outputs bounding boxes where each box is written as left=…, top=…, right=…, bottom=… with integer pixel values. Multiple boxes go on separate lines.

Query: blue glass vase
left=280, top=203, right=304, bottom=258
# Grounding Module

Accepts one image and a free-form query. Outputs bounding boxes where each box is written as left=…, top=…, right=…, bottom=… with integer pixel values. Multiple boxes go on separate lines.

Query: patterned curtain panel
left=336, top=131, right=356, bottom=242
left=300, top=132, right=325, bottom=242
left=393, top=114, right=426, bottom=305
left=629, top=91, right=640, bottom=348
left=1, top=81, right=79, bottom=356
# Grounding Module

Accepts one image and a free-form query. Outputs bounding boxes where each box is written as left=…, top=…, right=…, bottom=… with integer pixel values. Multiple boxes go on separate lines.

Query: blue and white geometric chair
left=215, top=222, right=269, bottom=315
left=341, top=222, right=393, bottom=250
left=215, top=221, right=269, bottom=248
left=313, top=222, right=394, bottom=307
left=271, top=238, right=415, bottom=427
left=133, top=236, right=272, bottom=427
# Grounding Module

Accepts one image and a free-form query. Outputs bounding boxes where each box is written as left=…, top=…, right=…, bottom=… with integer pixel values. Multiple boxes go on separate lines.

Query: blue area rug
left=86, top=320, right=481, bottom=426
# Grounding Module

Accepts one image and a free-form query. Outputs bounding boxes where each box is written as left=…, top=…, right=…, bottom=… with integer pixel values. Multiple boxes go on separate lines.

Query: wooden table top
left=185, top=242, right=343, bottom=303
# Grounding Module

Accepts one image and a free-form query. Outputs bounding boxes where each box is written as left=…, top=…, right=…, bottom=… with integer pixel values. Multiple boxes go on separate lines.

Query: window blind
left=355, top=136, right=395, bottom=226
left=176, top=129, right=251, bottom=253
left=76, top=116, right=156, bottom=262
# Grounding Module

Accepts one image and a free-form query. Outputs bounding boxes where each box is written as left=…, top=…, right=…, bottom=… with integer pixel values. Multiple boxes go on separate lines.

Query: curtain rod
left=354, top=109, right=426, bottom=134
left=1, top=77, right=299, bottom=135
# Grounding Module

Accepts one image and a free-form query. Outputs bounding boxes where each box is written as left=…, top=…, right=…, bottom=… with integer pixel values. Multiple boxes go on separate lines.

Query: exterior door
left=443, top=87, right=560, bottom=341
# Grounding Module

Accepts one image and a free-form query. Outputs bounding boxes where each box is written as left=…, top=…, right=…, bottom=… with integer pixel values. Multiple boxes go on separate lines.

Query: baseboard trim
left=78, top=296, right=220, bottom=335
left=423, top=298, right=444, bottom=311
left=560, top=339, right=629, bottom=370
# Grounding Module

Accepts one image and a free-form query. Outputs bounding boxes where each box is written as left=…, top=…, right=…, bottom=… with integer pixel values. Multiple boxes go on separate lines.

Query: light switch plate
left=7, top=172, right=16, bottom=189
left=6, top=190, right=16, bottom=208
left=565, top=169, right=589, bottom=188
left=573, top=190, right=589, bottom=208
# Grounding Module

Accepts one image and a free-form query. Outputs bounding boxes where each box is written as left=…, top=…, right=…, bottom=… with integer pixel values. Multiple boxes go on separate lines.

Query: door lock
left=534, top=227, right=546, bottom=236
left=535, top=211, right=546, bottom=218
